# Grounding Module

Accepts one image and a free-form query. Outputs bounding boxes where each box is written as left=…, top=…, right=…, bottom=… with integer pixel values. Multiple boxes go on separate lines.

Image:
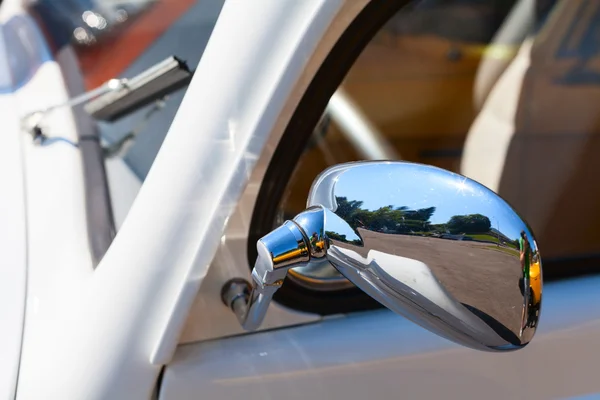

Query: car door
left=156, top=1, right=600, bottom=399
left=20, top=0, right=600, bottom=398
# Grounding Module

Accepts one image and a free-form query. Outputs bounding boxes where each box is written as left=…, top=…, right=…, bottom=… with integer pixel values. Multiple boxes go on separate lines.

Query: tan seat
left=461, top=0, right=600, bottom=259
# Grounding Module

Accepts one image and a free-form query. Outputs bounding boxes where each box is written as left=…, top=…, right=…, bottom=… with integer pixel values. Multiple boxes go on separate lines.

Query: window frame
left=248, top=0, right=412, bottom=315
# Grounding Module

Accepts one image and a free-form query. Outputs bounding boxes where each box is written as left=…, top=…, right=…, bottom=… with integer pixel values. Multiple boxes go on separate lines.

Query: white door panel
left=161, top=275, right=600, bottom=399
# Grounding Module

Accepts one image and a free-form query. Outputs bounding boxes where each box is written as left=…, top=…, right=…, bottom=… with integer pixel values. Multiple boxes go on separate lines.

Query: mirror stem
left=221, top=219, right=315, bottom=331
left=221, top=272, right=285, bottom=331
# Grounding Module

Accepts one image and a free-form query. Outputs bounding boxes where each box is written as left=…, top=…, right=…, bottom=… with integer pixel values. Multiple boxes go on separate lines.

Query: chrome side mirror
left=222, top=161, right=542, bottom=351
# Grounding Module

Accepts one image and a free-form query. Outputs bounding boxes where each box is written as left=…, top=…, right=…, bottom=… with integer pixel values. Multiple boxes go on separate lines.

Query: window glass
left=29, top=0, right=225, bottom=179
left=273, top=0, right=595, bottom=289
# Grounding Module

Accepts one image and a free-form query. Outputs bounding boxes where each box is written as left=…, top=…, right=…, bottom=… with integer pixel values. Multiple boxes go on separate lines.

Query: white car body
left=1, top=0, right=599, bottom=399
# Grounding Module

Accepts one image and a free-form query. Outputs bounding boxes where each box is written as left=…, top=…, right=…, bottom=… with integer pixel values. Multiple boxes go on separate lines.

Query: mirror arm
left=221, top=218, right=317, bottom=331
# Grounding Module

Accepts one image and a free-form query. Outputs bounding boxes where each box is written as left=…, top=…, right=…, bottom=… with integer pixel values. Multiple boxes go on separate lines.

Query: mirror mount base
left=221, top=210, right=327, bottom=331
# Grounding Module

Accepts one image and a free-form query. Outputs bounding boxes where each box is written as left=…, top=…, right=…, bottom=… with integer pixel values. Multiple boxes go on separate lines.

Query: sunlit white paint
left=0, top=1, right=88, bottom=399
left=0, top=52, right=27, bottom=400
left=16, top=1, right=345, bottom=398
left=14, top=31, right=95, bottom=400
left=162, top=276, right=600, bottom=400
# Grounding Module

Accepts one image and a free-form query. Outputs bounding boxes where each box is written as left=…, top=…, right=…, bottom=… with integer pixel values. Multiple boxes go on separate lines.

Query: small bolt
left=221, top=278, right=252, bottom=309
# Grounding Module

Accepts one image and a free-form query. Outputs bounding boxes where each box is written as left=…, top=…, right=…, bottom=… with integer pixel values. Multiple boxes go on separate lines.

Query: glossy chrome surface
left=224, top=161, right=541, bottom=350
left=309, top=161, right=541, bottom=350
left=222, top=220, right=313, bottom=331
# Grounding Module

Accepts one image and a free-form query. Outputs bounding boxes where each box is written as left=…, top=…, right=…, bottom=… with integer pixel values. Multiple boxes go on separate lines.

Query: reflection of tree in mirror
left=335, top=197, right=364, bottom=222
left=333, top=197, right=520, bottom=249
left=334, top=196, right=436, bottom=235
left=325, top=231, right=362, bottom=246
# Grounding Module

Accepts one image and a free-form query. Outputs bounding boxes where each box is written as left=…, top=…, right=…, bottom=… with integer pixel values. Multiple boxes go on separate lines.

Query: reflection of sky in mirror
left=333, top=163, right=528, bottom=241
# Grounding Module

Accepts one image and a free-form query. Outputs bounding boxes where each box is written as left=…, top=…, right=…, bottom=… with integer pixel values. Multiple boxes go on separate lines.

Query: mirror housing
left=222, top=161, right=542, bottom=351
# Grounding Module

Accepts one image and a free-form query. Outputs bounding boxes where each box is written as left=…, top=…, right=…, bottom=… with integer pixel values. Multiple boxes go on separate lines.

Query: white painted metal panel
left=16, top=1, right=347, bottom=398
left=162, top=276, right=600, bottom=400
